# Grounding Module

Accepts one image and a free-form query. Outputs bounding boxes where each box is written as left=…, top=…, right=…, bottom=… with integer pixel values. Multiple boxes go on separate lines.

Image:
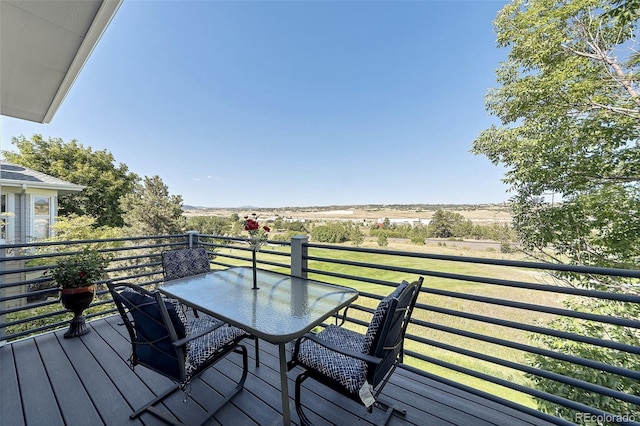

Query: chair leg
left=130, top=383, right=182, bottom=420
left=197, top=345, right=249, bottom=426
left=293, top=369, right=406, bottom=426
left=294, top=371, right=314, bottom=426
left=130, top=346, right=248, bottom=426
left=254, top=336, right=260, bottom=367
left=375, top=397, right=406, bottom=426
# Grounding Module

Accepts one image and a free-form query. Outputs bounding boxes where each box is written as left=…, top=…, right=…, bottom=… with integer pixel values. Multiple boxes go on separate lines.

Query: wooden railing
left=1, top=233, right=639, bottom=425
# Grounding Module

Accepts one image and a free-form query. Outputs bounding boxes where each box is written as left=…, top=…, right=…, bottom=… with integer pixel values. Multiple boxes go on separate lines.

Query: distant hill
left=183, top=203, right=509, bottom=212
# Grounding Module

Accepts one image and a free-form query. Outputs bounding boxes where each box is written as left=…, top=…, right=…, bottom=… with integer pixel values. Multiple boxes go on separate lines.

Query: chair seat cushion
left=186, top=315, right=247, bottom=376
left=295, top=324, right=367, bottom=395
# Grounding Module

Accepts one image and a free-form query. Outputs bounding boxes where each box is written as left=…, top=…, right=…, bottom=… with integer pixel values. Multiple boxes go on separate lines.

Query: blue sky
left=1, top=0, right=511, bottom=208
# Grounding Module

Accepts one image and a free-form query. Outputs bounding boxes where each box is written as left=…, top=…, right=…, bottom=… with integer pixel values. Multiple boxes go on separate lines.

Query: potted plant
left=48, top=248, right=109, bottom=338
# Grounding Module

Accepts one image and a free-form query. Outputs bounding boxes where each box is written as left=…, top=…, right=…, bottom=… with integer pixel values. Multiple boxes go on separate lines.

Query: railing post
left=290, top=235, right=308, bottom=278
left=186, top=231, right=200, bottom=248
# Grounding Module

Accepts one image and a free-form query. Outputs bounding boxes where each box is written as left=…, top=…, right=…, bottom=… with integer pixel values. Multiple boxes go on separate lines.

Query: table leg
left=278, top=342, right=291, bottom=425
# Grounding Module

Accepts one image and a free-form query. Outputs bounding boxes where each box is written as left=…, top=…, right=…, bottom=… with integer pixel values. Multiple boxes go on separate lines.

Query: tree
left=377, top=234, right=388, bottom=247
left=120, top=176, right=185, bottom=236
left=429, top=210, right=466, bottom=238
left=349, top=225, right=365, bottom=247
left=48, top=214, right=123, bottom=243
left=311, top=223, right=349, bottom=243
left=472, top=0, right=640, bottom=420
left=3, top=135, right=139, bottom=227
left=472, top=0, right=640, bottom=269
left=186, top=216, right=232, bottom=236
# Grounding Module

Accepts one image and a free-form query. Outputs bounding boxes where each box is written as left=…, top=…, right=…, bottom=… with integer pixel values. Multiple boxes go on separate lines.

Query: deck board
left=0, top=342, right=25, bottom=425
left=0, top=316, right=557, bottom=426
left=12, top=338, right=65, bottom=425
left=35, top=333, right=104, bottom=426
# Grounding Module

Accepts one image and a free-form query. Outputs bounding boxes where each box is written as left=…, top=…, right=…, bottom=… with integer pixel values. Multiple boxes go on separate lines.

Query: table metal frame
left=159, top=267, right=359, bottom=425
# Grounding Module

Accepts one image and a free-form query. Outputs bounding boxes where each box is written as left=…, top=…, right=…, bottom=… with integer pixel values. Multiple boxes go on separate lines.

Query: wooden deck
left=1, top=316, right=554, bottom=426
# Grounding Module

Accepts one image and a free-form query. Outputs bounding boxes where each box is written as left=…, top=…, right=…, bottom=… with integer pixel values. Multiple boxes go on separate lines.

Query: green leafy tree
left=272, top=216, right=284, bottom=230
left=120, top=176, right=185, bottom=236
left=349, top=225, right=365, bottom=247
left=377, top=233, right=388, bottom=247
left=49, top=215, right=123, bottom=243
left=186, top=216, right=232, bottom=236
left=3, top=135, right=139, bottom=227
left=472, top=0, right=640, bottom=420
left=429, top=210, right=466, bottom=238
left=285, top=221, right=308, bottom=233
left=311, top=223, right=349, bottom=243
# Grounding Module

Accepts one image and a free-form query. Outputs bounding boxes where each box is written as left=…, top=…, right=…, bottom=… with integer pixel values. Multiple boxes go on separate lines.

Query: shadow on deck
left=1, top=316, right=553, bottom=426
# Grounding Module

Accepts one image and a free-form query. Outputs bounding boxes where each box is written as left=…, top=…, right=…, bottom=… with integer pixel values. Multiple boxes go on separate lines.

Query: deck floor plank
left=11, top=338, right=64, bottom=426
left=35, top=332, right=104, bottom=426
left=0, top=343, right=25, bottom=425
left=53, top=326, right=144, bottom=426
left=1, top=317, right=558, bottom=426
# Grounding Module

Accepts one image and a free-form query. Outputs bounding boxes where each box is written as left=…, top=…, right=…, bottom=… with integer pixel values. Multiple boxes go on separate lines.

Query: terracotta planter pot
left=60, top=284, right=96, bottom=338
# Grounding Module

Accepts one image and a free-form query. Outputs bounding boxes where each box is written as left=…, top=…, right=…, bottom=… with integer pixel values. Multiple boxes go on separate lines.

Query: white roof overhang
left=1, top=179, right=85, bottom=195
left=1, top=0, right=122, bottom=123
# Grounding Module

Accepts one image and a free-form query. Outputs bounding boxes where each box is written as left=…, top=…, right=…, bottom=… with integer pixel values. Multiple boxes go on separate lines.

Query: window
left=33, top=196, right=52, bottom=240
left=1, top=194, right=6, bottom=240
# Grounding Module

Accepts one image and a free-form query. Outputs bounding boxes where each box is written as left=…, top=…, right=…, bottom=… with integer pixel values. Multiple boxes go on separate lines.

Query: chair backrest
left=364, top=278, right=424, bottom=388
left=162, top=248, right=211, bottom=281
left=107, top=282, right=188, bottom=381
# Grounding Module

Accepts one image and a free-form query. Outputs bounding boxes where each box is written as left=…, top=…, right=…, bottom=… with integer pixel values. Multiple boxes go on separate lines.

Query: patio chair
left=288, top=277, right=424, bottom=425
left=161, top=247, right=212, bottom=281
left=162, top=247, right=261, bottom=366
left=108, top=282, right=250, bottom=426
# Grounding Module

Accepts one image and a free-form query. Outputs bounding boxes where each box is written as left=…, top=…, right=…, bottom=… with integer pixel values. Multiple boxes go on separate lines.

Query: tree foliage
left=3, top=135, right=139, bottom=227
left=186, top=216, right=233, bottom=236
left=473, top=0, right=640, bottom=268
left=311, top=223, right=349, bottom=243
left=473, top=0, right=639, bottom=419
left=429, top=209, right=468, bottom=238
left=120, top=176, right=185, bottom=236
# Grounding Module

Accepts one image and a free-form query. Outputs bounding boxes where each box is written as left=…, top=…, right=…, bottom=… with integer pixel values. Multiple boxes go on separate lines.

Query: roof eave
left=42, top=0, right=123, bottom=123
left=1, top=179, right=86, bottom=194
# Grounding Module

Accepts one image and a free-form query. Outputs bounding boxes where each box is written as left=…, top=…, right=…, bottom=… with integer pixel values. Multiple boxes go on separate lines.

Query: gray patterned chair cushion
left=296, top=324, right=368, bottom=395
left=162, top=248, right=211, bottom=281
left=164, top=297, right=190, bottom=333
left=363, top=280, right=409, bottom=354
left=185, top=316, right=248, bottom=377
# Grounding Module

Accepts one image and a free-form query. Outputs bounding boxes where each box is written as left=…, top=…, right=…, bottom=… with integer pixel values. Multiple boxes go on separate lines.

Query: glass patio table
left=158, top=266, right=359, bottom=425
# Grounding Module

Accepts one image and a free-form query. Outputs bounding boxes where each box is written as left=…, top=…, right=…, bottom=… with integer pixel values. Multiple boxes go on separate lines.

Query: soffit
left=1, top=0, right=122, bottom=123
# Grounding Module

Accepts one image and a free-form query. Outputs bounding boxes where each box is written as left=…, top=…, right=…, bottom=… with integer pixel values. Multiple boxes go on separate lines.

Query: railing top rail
left=0, top=235, right=186, bottom=250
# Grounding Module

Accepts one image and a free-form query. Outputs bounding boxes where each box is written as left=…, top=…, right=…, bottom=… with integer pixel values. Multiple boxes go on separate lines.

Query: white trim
left=0, top=179, right=84, bottom=192
left=42, top=0, right=123, bottom=123
left=1, top=194, right=15, bottom=242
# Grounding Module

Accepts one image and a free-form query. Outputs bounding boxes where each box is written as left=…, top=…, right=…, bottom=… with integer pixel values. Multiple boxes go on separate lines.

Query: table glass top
left=159, top=267, right=358, bottom=342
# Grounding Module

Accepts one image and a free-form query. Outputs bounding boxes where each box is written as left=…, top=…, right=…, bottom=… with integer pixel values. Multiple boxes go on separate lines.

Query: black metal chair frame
left=288, top=277, right=424, bottom=425
left=108, top=281, right=250, bottom=426
left=161, top=248, right=261, bottom=367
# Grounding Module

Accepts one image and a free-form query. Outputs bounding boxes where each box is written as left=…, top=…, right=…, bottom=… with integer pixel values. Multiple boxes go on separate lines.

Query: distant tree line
left=369, top=210, right=514, bottom=244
